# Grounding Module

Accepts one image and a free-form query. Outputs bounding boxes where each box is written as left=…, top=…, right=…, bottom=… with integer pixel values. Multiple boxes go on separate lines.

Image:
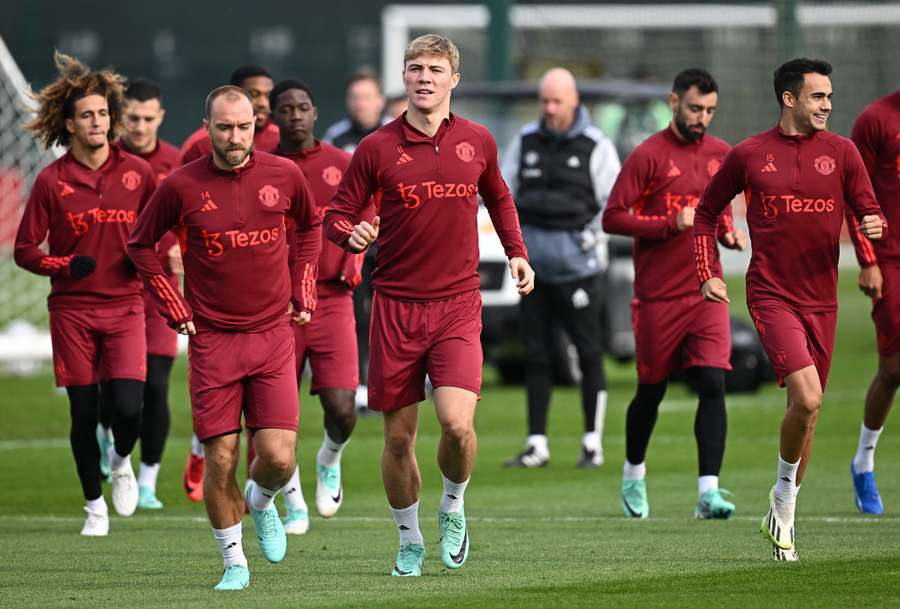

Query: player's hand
left=721, top=228, right=748, bottom=251
left=859, top=265, right=883, bottom=301
left=348, top=216, right=379, bottom=252
left=289, top=302, right=311, bottom=325
left=676, top=206, right=695, bottom=231
left=69, top=255, right=96, bottom=279
left=861, top=215, right=884, bottom=241
left=701, top=277, right=730, bottom=303
left=510, top=257, right=535, bottom=295
left=167, top=244, right=184, bottom=275
left=177, top=321, right=196, bottom=336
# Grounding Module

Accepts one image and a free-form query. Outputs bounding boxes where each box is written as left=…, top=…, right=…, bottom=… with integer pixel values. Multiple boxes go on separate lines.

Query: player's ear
left=312, top=106, right=318, bottom=121
left=65, top=118, right=75, bottom=134
left=450, top=71, right=460, bottom=90
left=782, top=90, right=795, bottom=109
left=668, top=92, right=679, bottom=114
left=158, top=108, right=166, bottom=124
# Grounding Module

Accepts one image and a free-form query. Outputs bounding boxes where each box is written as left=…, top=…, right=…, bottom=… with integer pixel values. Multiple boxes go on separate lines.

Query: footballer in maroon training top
left=693, top=58, right=885, bottom=561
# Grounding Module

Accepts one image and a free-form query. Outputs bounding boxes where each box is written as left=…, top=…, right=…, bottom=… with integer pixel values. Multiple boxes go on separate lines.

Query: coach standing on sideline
left=128, top=85, right=321, bottom=590
left=501, top=68, right=620, bottom=469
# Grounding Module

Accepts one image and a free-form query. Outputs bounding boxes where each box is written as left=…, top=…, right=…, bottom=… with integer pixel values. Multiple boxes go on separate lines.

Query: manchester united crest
left=121, top=170, right=142, bottom=191
left=814, top=155, right=836, bottom=176
left=322, top=166, right=342, bottom=187
left=258, top=184, right=280, bottom=207
left=456, top=141, right=475, bottom=163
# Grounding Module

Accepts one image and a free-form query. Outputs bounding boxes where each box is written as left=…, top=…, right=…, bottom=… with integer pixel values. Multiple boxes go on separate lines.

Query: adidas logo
left=666, top=161, right=681, bottom=177
left=201, top=200, right=218, bottom=212
left=398, top=525, right=410, bottom=531
left=780, top=476, right=792, bottom=482
left=396, top=151, right=413, bottom=165
left=761, top=161, right=778, bottom=173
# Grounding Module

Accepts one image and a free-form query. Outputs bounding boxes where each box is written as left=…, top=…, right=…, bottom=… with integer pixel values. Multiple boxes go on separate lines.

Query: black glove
left=69, top=255, right=96, bottom=279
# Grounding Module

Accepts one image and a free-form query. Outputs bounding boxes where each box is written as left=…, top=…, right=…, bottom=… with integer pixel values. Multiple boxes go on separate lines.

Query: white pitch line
left=0, top=514, right=896, bottom=525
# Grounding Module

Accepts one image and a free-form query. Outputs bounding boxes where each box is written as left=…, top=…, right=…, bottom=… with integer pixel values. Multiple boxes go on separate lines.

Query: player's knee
left=384, top=428, right=415, bottom=457
left=791, top=391, right=822, bottom=419
left=205, top=446, right=239, bottom=480
left=333, top=409, right=357, bottom=438
left=690, top=367, right=726, bottom=399
left=268, top=453, right=296, bottom=479
left=440, top=417, right=474, bottom=444
left=878, top=356, right=900, bottom=387
left=144, top=378, right=168, bottom=406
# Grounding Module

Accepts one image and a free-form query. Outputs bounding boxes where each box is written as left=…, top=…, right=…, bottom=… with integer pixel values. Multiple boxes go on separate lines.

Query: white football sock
left=773, top=455, right=800, bottom=504
left=317, top=431, right=348, bottom=468
left=190, top=434, right=204, bottom=457
left=588, top=390, right=608, bottom=452
left=213, top=522, right=248, bottom=568
left=282, top=465, right=308, bottom=511
left=86, top=496, right=108, bottom=515
left=110, top=451, right=130, bottom=472
left=439, top=475, right=469, bottom=513
left=527, top=434, right=549, bottom=456
left=623, top=461, right=646, bottom=481
left=248, top=480, right=279, bottom=511
left=853, top=424, right=883, bottom=474
left=390, top=501, right=424, bottom=545
left=138, top=463, right=160, bottom=491
left=698, top=475, right=719, bottom=497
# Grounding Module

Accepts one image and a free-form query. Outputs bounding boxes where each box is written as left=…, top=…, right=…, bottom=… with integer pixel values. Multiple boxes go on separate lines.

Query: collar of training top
left=775, top=123, right=822, bottom=142
left=275, top=140, right=322, bottom=160
left=60, top=143, right=120, bottom=188
left=400, top=111, right=455, bottom=143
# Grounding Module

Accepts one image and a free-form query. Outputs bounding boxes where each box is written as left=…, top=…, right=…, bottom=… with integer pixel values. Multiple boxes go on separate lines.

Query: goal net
left=0, top=36, right=61, bottom=364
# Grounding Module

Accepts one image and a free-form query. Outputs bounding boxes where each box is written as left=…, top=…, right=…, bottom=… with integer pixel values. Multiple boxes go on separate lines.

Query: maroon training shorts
left=748, top=300, right=837, bottom=389
left=632, top=293, right=732, bottom=384
left=144, top=290, right=178, bottom=359
left=367, top=289, right=483, bottom=412
left=872, top=262, right=900, bottom=357
left=295, top=294, right=359, bottom=393
left=49, top=302, right=147, bottom=387
left=188, top=322, right=298, bottom=441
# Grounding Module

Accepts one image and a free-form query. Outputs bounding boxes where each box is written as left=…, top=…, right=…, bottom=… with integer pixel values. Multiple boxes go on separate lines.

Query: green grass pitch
left=1, top=271, right=899, bottom=608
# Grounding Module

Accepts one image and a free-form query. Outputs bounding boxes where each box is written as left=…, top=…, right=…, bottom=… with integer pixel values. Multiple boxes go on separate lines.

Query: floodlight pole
left=487, top=0, right=512, bottom=82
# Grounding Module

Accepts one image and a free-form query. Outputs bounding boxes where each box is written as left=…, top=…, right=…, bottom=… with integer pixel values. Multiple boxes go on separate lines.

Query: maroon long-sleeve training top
left=847, top=91, right=900, bottom=268
left=276, top=141, right=374, bottom=299
left=694, top=125, right=884, bottom=312
left=324, top=113, right=528, bottom=301
left=127, top=152, right=321, bottom=331
left=15, top=146, right=156, bottom=309
left=604, top=127, right=734, bottom=300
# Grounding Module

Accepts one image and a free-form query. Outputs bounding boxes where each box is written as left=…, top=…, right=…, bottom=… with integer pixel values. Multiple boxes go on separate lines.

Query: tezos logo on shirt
left=397, top=181, right=478, bottom=209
